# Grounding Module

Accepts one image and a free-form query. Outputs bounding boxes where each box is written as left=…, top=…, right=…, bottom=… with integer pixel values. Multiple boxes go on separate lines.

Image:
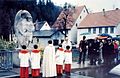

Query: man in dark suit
left=78, top=36, right=88, bottom=64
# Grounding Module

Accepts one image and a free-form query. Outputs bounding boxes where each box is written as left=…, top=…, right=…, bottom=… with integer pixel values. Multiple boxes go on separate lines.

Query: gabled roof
left=33, top=30, right=57, bottom=38
left=52, top=5, right=86, bottom=29
left=35, top=21, right=46, bottom=30
left=33, top=29, right=66, bottom=38
left=79, top=9, right=120, bottom=28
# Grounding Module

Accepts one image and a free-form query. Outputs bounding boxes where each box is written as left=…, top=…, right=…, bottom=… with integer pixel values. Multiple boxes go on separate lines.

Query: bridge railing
left=0, top=50, right=13, bottom=70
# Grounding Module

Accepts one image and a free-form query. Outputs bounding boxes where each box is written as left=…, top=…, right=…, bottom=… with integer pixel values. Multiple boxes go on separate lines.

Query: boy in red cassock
left=31, top=45, right=41, bottom=78
left=64, top=45, right=72, bottom=75
left=19, top=45, right=30, bottom=78
left=55, top=44, right=64, bottom=76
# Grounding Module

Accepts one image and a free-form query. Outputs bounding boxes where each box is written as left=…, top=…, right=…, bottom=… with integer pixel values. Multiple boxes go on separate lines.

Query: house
left=33, top=30, right=64, bottom=48
left=35, top=21, right=51, bottom=31
left=77, top=8, right=120, bottom=44
left=52, top=5, right=89, bottom=44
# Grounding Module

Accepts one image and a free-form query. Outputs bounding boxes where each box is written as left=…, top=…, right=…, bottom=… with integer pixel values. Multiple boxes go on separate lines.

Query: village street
left=0, top=48, right=119, bottom=78
left=0, top=62, right=119, bottom=78
left=0, top=0, right=120, bottom=78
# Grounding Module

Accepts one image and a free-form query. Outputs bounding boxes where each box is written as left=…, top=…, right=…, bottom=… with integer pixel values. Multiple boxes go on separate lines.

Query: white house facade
left=33, top=30, right=64, bottom=48
left=69, top=6, right=89, bottom=44
left=116, top=23, right=120, bottom=37
left=77, top=8, right=120, bottom=44
left=77, top=26, right=117, bottom=44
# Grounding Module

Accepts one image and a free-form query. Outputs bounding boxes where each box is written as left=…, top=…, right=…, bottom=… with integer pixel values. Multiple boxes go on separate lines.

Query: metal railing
left=0, top=50, right=13, bottom=70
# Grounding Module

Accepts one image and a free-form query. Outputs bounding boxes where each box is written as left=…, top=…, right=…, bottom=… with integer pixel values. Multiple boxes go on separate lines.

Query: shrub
left=0, top=39, right=16, bottom=50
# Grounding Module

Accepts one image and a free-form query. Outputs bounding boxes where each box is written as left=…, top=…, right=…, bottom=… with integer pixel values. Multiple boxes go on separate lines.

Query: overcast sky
left=51, top=0, right=120, bottom=12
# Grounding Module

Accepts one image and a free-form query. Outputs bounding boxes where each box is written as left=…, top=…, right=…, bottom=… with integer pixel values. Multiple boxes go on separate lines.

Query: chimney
left=73, top=6, right=75, bottom=13
left=103, top=9, right=105, bottom=16
left=116, top=8, right=119, bottom=10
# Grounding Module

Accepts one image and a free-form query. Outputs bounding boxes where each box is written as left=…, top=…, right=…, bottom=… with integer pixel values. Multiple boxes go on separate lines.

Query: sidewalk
left=72, top=61, right=90, bottom=69
left=72, top=60, right=104, bottom=69
left=0, top=61, right=100, bottom=78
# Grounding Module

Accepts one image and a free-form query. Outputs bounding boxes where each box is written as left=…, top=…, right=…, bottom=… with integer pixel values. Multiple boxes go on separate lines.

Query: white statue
left=14, top=10, right=35, bottom=48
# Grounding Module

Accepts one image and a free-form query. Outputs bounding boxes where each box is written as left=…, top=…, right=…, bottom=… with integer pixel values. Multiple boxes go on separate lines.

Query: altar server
left=64, top=45, right=72, bottom=75
left=19, top=45, right=30, bottom=78
left=55, top=44, right=64, bottom=76
left=31, top=45, right=41, bottom=78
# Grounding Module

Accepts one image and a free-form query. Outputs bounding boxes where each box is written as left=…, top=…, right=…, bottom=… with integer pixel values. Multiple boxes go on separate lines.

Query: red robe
left=19, top=50, right=29, bottom=78
left=64, top=50, right=72, bottom=74
left=31, top=49, right=41, bottom=77
left=56, top=48, right=64, bottom=75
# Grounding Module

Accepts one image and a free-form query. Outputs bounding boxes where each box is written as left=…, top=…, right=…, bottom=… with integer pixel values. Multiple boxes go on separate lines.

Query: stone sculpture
left=14, top=10, right=35, bottom=48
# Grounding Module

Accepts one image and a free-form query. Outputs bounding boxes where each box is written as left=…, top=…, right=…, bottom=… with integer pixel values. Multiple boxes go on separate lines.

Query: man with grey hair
left=62, top=37, right=72, bottom=51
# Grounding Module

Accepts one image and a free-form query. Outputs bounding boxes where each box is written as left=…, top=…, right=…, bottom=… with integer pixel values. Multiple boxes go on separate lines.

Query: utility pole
left=63, top=3, right=69, bottom=38
left=63, top=14, right=68, bottom=38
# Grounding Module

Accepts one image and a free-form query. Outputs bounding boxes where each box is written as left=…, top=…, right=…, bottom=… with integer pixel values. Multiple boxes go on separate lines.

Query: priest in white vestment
left=62, top=37, right=72, bottom=51
left=42, top=40, right=57, bottom=77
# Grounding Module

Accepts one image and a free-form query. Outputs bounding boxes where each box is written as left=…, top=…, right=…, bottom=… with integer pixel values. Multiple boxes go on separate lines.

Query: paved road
left=0, top=48, right=120, bottom=78
left=72, top=64, right=120, bottom=78
left=1, top=63, right=120, bottom=78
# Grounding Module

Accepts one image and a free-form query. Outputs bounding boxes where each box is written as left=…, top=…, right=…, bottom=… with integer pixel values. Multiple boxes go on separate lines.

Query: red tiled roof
left=52, top=5, right=85, bottom=29
left=79, top=9, right=120, bottom=28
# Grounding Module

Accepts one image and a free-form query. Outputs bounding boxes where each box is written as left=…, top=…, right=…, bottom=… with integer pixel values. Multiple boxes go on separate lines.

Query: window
left=61, top=39, right=64, bottom=44
left=45, top=24, right=47, bottom=26
left=99, top=27, right=102, bottom=33
left=80, top=16, right=81, bottom=19
left=88, top=28, right=91, bottom=33
left=84, top=10, right=85, bottom=12
left=37, top=38, right=39, bottom=43
left=93, top=28, right=96, bottom=34
left=76, top=23, right=77, bottom=26
left=105, top=27, right=108, bottom=33
left=53, top=39, right=59, bottom=46
left=110, top=27, right=114, bottom=33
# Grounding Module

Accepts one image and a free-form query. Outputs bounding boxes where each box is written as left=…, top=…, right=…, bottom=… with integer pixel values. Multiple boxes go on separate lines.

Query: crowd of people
left=19, top=39, right=72, bottom=78
left=18, top=36, right=119, bottom=78
left=78, top=36, right=119, bottom=65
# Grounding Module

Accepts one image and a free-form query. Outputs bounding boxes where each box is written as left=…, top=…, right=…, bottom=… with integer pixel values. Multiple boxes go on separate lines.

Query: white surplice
left=64, top=51, right=72, bottom=64
left=19, top=51, right=30, bottom=67
left=30, top=50, right=41, bottom=69
left=42, top=44, right=57, bottom=77
left=55, top=48, right=64, bottom=65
